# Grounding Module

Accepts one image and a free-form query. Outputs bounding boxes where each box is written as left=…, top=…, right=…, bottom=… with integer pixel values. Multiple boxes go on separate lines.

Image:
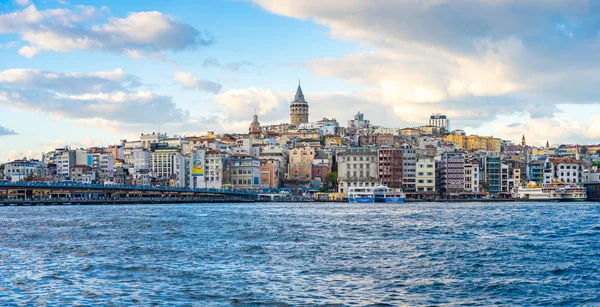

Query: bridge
left=0, top=182, right=259, bottom=205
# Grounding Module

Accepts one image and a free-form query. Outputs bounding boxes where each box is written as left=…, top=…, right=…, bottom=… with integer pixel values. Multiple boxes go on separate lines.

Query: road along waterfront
left=1, top=202, right=599, bottom=306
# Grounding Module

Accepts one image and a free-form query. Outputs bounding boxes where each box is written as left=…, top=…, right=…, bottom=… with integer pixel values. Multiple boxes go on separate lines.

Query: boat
left=373, top=184, right=405, bottom=203
left=512, top=182, right=587, bottom=201
left=558, top=185, right=587, bottom=201
left=347, top=186, right=375, bottom=203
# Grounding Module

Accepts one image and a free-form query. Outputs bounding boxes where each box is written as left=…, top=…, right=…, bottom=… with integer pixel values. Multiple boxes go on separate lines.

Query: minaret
left=546, top=140, right=549, bottom=149
left=521, top=135, right=526, bottom=146
left=290, top=80, right=309, bottom=126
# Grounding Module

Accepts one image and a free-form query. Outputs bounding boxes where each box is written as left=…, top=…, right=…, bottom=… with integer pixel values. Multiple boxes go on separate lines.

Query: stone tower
left=249, top=110, right=260, bottom=133
left=290, top=80, right=309, bottom=126
left=521, top=135, right=526, bottom=146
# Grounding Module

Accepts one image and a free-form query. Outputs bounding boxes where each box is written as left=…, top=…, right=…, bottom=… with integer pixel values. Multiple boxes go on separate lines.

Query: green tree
left=325, top=172, right=338, bottom=192
left=23, top=172, right=36, bottom=182
left=596, top=149, right=600, bottom=155
left=580, top=146, right=588, bottom=155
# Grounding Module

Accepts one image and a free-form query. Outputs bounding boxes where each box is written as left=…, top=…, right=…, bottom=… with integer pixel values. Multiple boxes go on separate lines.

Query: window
left=427, top=180, right=433, bottom=183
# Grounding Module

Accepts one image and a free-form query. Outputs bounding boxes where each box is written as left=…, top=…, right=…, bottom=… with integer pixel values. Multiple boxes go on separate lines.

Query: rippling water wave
left=1, top=202, right=599, bottom=306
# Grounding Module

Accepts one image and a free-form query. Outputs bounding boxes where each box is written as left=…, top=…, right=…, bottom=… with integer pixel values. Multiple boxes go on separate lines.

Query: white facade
left=416, top=157, right=436, bottom=192
left=57, top=150, right=75, bottom=178
left=205, top=151, right=223, bottom=189
left=174, top=155, right=190, bottom=188
left=544, top=158, right=583, bottom=184
left=89, top=153, right=115, bottom=178
left=337, top=148, right=378, bottom=193
left=464, top=162, right=480, bottom=192
left=150, top=149, right=178, bottom=179
left=3, top=160, right=42, bottom=181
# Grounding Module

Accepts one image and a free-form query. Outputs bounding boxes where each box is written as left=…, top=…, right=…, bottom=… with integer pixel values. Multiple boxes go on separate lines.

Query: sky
left=1, top=0, right=600, bottom=161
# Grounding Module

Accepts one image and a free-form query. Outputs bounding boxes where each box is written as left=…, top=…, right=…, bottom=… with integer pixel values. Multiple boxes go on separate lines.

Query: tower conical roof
left=293, top=83, right=305, bottom=103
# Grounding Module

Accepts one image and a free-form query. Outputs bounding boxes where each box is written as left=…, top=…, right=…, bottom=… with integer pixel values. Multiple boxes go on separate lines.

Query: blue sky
left=1, top=0, right=600, bottom=161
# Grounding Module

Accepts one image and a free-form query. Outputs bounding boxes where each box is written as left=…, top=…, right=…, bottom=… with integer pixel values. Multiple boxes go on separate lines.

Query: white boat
left=558, top=185, right=587, bottom=201
left=373, top=185, right=405, bottom=203
left=347, top=186, right=374, bottom=203
left=512, top=182, right=587, bottom=201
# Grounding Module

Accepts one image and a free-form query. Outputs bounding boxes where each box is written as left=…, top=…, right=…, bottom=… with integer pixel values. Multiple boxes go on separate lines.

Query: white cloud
left=252, top=0, right=600, bottom=143
left=0, top=5, right=213, bottom=58
left=6, top=150, right=35, bottom=161
left=174, top=71, right=222, bottom=93
left=202, top=57, right=255, bottom=71
left=14, top=0, right=32, bottom=7
left=0, top=68, right=191, bottom=132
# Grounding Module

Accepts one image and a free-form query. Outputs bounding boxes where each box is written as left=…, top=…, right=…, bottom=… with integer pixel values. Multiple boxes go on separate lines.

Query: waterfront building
left=229, top=154, right=260, bottom=189
left=56, top=149, right=76, bottom=179
left=483, top=151, right=501, bottom=195
left=259, top=144, right=288, bottom=187
left=150, top=147, right=179, bottom=179
left=290, top=81, right=309, bottom=126
left=71, top=165, right=94, bottom=184
left=401, top=144, right=417, bottom=193
left=205, top=150, right=224, bottom=189
left=377, top=147, right=403, bottom=188
left=543, top=158, right=583, bottom=184
left=464, top=159, right=480, bottom=193
left=336, top=148, right=378, bottom=193
left=439, top=152, right=465, bottom=196
left=287, top=145, right=315, bottom=181
left=173, top=154, right=190, bottom=188
left=259, top=163, right=277, bottom=188
left=3, top=159, right=44, bottom=182
left=416, top=157, right=436, bottom=192
left=88, top=152, right=115, bottom=179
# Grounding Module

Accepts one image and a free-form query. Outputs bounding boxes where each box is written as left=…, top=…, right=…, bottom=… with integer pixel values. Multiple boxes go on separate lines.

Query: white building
left=337, top=148, right=378, bottom=193
left=3, top=159, right=43, bottom=181
left=174, top=154, right=190, bottom=188
left=544, top=158, right=583, bottom=184
left=57, top=150, right=75, bottom=179
left=464, top=161, right=480, bottom=192
left=583, top=167, right=600, bottom=183
left=150, top=148, right=179, bottom=179
left=89, top=152, right=115, bottom=179
left=429, top=113, right=449, bottom=132
left=205, top=150, right=223, bottom=189
left=416, top=157, right=436, bottom=192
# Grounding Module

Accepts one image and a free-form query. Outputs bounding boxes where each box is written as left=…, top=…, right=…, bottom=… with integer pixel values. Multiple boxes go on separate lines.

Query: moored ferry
left=558, top=185, right=587, bottom=201
left=373, top=185, right=405, bottom=203
left=512, top=182, right=587, bottom=201
left=347, top=186, right=375, bottom=203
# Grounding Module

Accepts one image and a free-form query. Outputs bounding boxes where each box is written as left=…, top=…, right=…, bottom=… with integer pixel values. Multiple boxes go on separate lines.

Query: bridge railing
left=0, top=182, right=259, bottom=196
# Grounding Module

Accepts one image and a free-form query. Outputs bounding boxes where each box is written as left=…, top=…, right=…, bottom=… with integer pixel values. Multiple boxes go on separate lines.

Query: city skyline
left=2, top=0, right=600, bottom=161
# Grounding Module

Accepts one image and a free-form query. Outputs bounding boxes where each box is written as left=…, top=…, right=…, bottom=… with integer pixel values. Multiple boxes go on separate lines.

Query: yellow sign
left=192, top=151, right=204, bottom=177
